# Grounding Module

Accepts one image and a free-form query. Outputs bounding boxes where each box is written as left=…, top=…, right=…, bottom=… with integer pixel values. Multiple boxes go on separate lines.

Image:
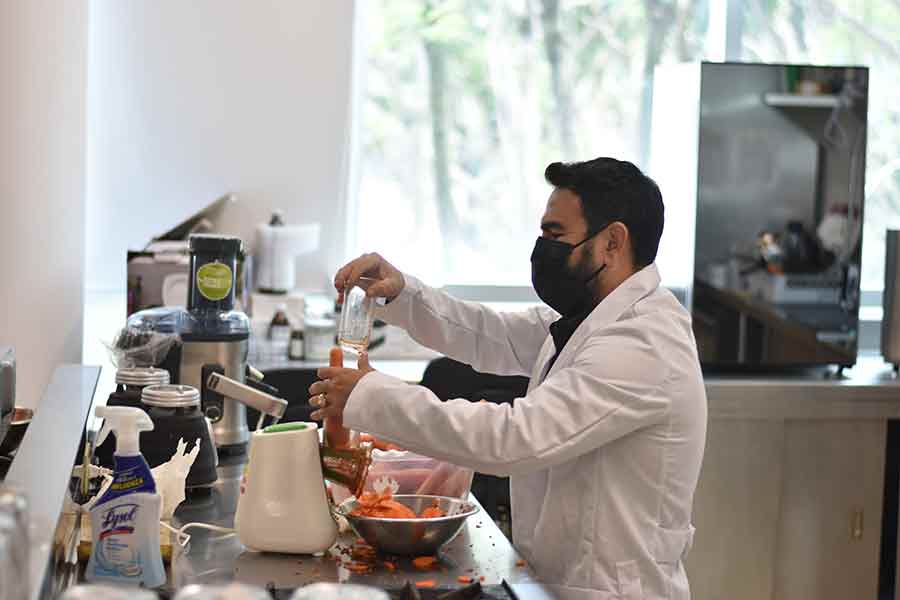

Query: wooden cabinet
left=773, top=421, right=885, bottom=600
left=687, top=417, right=888, bottom=600
left=686, top=421, right=785, bottom=600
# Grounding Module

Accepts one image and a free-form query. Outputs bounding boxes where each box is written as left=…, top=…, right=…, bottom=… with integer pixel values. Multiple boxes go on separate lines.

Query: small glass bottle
left=268, top=304, right=291, bottom=364
left=288, top=328, right=305, bottom=360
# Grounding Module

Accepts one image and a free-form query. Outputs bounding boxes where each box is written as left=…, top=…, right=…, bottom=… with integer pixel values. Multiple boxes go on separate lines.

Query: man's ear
left=606, top=221, right=629, bottom=253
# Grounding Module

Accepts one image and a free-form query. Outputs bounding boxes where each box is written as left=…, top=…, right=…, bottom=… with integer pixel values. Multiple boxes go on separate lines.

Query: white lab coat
left=344, top=264, right=708, bottom=599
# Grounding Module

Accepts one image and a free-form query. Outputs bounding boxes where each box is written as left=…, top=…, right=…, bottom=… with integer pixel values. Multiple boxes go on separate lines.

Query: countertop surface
left=168, top=454, right=540, bottom=596
left=5, top=365, right=100, bottom=600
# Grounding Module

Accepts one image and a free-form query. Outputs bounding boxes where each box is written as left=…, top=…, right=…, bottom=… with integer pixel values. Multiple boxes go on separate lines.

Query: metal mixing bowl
left=0, top=407, right=32, bottom=456
left=336, top=494, right=478, bottom=556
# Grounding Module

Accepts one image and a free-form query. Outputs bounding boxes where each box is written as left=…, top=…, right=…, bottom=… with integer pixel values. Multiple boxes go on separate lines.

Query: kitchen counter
left=167, top=454, right=543, bottom=597
left=22, top=351, right=900, bottom=599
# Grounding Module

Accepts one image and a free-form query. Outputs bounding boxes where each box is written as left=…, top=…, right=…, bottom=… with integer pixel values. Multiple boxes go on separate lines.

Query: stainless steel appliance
left=180, top=338, right=250, bottom=448
left=882, top=230, right=900, bottom=369
left=0, top=347, right=14, bottom=446
left=651, top=62, right=868, bottom=369
left=179, top=234, right=253, bottom=450
left=127, top=235, right=257, bottom=451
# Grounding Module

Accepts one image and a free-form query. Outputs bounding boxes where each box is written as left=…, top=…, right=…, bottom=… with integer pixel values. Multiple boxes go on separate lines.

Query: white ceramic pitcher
left=235, top=423, right=337, bottom=553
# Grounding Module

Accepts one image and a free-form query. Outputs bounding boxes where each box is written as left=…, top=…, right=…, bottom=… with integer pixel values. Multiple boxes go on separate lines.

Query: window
left=352, top=0, right=899, bottom=294
left=735, top=0, right=900, bottom=293
left=353, top=0, right=711, bottom=288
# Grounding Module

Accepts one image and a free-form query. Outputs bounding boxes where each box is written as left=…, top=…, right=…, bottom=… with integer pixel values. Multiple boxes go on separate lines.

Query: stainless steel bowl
left=0, top=407, right=32, bottom=457
left=336, top=494, right=478, bottom=556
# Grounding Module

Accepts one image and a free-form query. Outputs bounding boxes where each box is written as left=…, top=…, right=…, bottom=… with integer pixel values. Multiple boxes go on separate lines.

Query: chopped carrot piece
left=412, top=556, right=438, bottom=570
left=384, top=561, right=397, bottom=571
left=515, top=559, right=527, bottom=567
left=457, top=575, right=473, bottom=584
left=416, top=580, right=436, bottom=588
left=344, top=561, right=371, bottom=572
left=479, top=576, right=486, bottom=582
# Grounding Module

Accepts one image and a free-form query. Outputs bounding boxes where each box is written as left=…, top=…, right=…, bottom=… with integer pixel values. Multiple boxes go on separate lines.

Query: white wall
left=87, top=0, right=357, bottom=293
left=0, top=1, right=88, bottom=408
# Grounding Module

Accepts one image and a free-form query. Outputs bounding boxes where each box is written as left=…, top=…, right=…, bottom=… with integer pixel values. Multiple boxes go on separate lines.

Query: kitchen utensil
left=204, top=372, right=286, bottom=431
left=234, top=423, right=338, bottom=554
left=255, top=212, right=320, bottom=294
left=0, top=348, right=14, bottom=448
left=338, top=277, right=380, bottom=353
left=235, top=422, right=372, bottom=554
left=0, top=407, right=32, bottom=456
left=139, top=384, right=218, bottom=489
left=178, top=235, right=254, bottom=450
left=336, top=495, right=478, bottom=556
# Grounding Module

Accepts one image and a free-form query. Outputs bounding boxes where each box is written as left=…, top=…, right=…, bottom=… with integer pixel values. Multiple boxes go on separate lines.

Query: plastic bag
left=103, top=327, right=179, bottom=369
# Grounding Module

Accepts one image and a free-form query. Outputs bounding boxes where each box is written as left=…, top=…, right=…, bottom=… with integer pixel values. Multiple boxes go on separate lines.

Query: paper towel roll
left=255, top=220, right=320, bottom=293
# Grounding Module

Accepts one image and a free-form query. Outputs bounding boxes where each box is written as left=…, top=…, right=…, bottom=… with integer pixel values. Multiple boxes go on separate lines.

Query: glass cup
left=337, top=277, right=382, bottom=354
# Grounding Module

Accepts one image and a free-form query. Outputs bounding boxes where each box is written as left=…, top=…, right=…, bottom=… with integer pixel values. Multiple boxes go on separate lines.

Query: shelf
left=763, top=92, right=840, bottom=108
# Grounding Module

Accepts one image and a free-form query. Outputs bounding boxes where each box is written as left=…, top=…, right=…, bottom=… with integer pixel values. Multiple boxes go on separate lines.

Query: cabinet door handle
left=852, top=508, right=864, bottom=541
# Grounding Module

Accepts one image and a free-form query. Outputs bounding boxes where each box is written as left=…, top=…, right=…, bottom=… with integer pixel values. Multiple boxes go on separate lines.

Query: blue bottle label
left=99, top=455, right=156, bottom=503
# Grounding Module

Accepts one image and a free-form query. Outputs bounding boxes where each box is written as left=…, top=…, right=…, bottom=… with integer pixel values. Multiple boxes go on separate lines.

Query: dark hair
left=544, top=157, right=664, bottom=268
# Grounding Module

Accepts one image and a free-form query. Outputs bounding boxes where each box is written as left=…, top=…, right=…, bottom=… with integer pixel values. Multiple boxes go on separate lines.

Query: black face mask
left=530, top=229, right=608, bottom=316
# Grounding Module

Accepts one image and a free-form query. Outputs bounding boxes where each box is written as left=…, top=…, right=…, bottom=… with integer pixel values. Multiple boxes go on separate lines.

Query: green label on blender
left=196, top=263, right=233, bottom=301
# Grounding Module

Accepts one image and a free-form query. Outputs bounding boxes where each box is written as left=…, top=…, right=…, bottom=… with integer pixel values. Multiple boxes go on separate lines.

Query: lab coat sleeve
left=375, top=273, right=557, bottom=377
left=344, top=333, right=672, bottom=477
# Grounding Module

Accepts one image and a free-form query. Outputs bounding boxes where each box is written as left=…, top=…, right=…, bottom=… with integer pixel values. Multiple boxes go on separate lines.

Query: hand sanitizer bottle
left=86, top=406, right=166, bottom=588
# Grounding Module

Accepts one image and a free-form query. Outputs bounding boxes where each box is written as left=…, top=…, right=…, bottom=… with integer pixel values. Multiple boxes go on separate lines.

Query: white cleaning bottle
left=86, top=406, right=166, bottom=588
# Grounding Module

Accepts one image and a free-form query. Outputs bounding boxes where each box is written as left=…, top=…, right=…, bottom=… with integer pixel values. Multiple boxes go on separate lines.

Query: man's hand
left=334, top=252, right=405, bottom=301
left=308, top=352, right=375, bottom=421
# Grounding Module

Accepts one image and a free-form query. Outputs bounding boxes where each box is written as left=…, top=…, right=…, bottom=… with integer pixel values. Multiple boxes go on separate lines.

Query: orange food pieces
left=457, top=575, right=474, bottom=584
left=350, top=489, right=417, bottom=519
left=419, top=506, right=444, bottom=518
left=415, top=580, right=436, bottom=588
left=418, top=499, right=445, bottom=519
left=412, top=556, right=438, bottom=570
left=515, top=559, right=527, bottom=567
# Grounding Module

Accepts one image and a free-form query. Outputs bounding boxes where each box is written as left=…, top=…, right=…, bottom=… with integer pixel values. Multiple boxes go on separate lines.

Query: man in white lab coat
left=310, top=157, right=708, bottom=599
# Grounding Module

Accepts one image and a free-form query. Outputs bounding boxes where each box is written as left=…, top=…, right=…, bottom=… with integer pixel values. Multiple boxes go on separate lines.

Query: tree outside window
left=353, top=0, right=899, bottom=294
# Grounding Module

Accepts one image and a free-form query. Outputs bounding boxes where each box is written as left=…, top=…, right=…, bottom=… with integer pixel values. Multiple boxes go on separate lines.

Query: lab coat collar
left=543, top=263, right=661, bottom=378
